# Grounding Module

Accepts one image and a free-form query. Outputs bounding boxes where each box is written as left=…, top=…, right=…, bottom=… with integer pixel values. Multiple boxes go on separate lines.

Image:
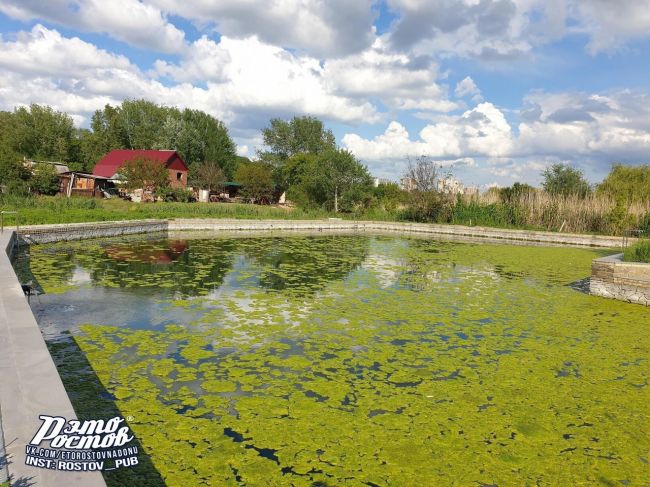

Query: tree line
left=1, top=100, right=649, bottom=232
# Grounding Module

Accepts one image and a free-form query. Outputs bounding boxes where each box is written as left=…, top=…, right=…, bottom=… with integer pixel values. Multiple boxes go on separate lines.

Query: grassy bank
left=624, top=240, right=650, bottom=263
left=1, top=193, right=648, bottom=237
left=0, top=196, right=331, bottom=225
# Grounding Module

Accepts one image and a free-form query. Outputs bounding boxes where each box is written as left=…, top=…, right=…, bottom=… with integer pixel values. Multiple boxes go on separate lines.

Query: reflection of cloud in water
left=32, top=287, right=201, bottom=340
left=362, top=252, right=402, bottom=288
left=70, top=265, right=92, bottom=285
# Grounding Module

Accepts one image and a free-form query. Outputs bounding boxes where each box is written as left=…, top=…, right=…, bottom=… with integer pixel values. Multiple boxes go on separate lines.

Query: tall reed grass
left=452, top=191, right=650, bottom=235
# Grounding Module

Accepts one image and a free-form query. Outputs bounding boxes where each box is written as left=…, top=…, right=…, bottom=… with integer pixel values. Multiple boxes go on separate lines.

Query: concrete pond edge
left=0, top=218, right=647, bottom=486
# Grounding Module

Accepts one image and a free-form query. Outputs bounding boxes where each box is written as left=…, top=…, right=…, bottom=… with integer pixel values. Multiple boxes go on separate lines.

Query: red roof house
left=92, top=149, right=189, bottom=188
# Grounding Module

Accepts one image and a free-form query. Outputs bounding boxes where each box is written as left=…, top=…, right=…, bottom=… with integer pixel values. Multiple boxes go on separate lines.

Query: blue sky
left=1, top=0, right=649, bottom=188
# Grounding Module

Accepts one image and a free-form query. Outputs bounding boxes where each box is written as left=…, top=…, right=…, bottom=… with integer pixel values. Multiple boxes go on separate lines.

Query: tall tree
left=259, top=116, right=336, bottom=164
left=176, top=109, right=237, bottom=178
left=9, top=104, right=77, bottom=162
left=541, top=163, right=591, bottom=198
left=297, top=149, right=372, bottom=212
left=597, top=164, right=650, bottom=204
left=235, top=161, right=275, bottom=203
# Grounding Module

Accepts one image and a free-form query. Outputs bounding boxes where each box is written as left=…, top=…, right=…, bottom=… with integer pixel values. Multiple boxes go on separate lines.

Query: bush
left=624, top=240, right=650, bottom=263
left=155, top=187, right=194, bottom=202
left=31, top=164, right=60, bottom=195
left=403, top=191, right=453, bottom=223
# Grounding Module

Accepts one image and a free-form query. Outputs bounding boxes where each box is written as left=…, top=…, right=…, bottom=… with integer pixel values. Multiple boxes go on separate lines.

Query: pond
left=12, top=233, right=650, bottom=486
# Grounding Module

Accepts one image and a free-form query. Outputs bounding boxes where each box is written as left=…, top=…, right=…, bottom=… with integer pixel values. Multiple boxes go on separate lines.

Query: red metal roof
left=92, top=150, right=188, bottom=178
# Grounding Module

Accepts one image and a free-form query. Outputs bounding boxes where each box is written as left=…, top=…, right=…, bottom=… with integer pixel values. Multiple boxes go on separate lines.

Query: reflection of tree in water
left=86, top=239, right=238, bottom=297
left=239, top=236, right=370, bottom=294
left=20, top=237, right=239, bottom=297
left=19, top=235, right=370, bottom=298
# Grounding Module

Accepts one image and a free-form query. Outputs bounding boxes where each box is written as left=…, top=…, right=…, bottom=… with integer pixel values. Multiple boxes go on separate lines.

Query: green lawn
left=0, top=196, right=339, bottom=226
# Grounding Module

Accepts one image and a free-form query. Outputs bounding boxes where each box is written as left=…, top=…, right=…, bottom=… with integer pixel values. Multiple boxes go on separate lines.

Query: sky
left=1, top=0, right=650, bottom=188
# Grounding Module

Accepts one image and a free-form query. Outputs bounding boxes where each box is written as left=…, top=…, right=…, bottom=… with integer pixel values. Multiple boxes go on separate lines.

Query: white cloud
left=343, top=102, right=513, bottom=161
left=573, top=0, right=650, bottom=54
left=454, top=76, right=482, bottom=102
left=324, top=38, right=458, bottom=112
left=343, top=88, right=650, bottom=183
left=516, top=90, right=650, bottom=160
left=149, top=0, right=375, bottom=57
left=386, top=0, right=650, bottom=58
left=0, top=0, right=186, bottom=53
left=0, top=26, right=379, bottom=130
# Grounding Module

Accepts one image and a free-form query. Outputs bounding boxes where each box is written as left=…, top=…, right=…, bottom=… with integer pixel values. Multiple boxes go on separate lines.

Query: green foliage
left=119, top=157, right=170, bottom=194
left=259, top=116, right=336, bottom=165
left=291, top=149, right=372, bottom=212
left=155, top=187, right=194, bottom=203
left=597, top=164, right=650, bottom=204
left=0, top=101, right=236, bottom=178
left=499, top=182, right=535, bottom=203
left=450, top=200, right=526, bottom=228
left=402, top=191, right=454, bottom=223
left=372, top=182, right=407, bottom=212
left=234, top=161, right=275, bottom=202
left=638, top=213, right=650, bottom=235
left=541, top=163, right=591, bottom=198
left=30, top=163, right=61, bottom=195
left=605, top=199, right=636, bottom=235
left=189, top=161, right=225, bottom=191
left=82, top=100, right=237, bottom=176
left=0, top=144, right=30, bottom=193
left=9, top=104, right=78, bottom=162
left=623, top=239, right=650, bottom=263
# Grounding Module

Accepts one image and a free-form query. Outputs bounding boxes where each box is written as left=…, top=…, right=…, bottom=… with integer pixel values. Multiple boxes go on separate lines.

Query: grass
left=0, top=196, right=333, bottom=226
left=623, top=239, right=650, bottom=263
left=1, top=193, right=648, bottom=238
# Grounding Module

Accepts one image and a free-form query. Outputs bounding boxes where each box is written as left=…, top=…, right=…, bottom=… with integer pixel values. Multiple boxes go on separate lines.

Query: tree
left=30, top=163, right=60, bottom=195
left=260, top=116, right=336, bottom=162
left=7, top=104, right=78, bottom=162
left=499, top=182, right=536, bottom=203
left=87, top=101, right=237, bottom=177
left=597, top=164, right=650, bottom=204
left=312, top=149, right=372, bottom=212
left=175, top=109, right=237, bottom=178
left=235, top=162, right=275, bottom=203
left=0, top=145, right=30, bottom=195
left=541, top=163, right=591, bottom=197
left=119, top=157, right=170, bottom=196
left=404, top=156, right=443, bottom=192
left=190, top=161, right=225, bottom=191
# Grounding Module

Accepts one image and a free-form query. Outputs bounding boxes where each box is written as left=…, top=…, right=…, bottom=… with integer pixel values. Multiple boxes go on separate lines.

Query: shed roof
left=92, top=150, right=188, bottom=178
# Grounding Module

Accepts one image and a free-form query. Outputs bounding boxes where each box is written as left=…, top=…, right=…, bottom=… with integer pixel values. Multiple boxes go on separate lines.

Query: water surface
left=14, top=234, right=650, bottom=486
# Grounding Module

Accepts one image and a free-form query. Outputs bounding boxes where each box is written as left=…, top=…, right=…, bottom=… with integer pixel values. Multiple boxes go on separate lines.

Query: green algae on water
left=18, top=235, right=650, bottom=486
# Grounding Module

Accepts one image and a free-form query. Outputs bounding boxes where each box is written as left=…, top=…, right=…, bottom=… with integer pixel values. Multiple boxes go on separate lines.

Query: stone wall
left=590, top=254, right=650, bottom=306
left=18, top=219, right=167, bottom=244
left=167, top=219, right=630, bottom=248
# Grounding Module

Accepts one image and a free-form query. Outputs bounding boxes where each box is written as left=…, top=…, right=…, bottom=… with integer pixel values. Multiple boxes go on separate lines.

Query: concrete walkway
left=0, top=229, right=105, bottom=487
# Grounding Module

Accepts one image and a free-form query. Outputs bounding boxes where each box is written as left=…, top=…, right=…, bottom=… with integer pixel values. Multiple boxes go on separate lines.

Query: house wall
left=168, top=168, right=188, bottom=188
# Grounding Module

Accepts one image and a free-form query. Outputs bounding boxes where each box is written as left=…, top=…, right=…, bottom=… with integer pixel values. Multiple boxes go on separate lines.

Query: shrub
left=624, top=240, right=650, bottom=263
left=31, top=163, right=60, bottom=195
left=155, top=187, right=194, bottom=202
